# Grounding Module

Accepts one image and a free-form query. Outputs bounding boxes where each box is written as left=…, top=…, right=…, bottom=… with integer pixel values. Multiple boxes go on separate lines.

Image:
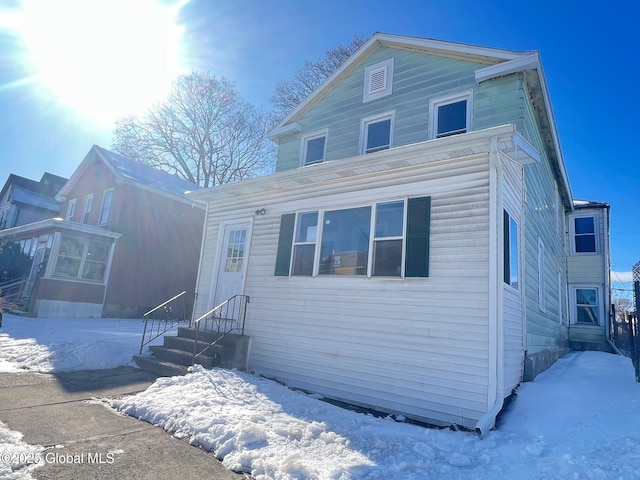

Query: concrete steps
left=134, top=326, right=251, bottom=377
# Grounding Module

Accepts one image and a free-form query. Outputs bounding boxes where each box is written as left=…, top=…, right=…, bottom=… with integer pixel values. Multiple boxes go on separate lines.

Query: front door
left=213, top=222, right=251, bottom=309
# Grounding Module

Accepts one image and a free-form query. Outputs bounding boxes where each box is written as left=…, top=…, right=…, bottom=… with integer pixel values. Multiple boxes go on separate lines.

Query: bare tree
left=271, top=35, right=366, bottom=120
left=113, top=72, right=275, bottom=188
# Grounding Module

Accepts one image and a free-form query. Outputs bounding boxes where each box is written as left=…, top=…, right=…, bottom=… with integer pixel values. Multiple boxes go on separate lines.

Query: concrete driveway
left=0, top=366, right=249, bottom=479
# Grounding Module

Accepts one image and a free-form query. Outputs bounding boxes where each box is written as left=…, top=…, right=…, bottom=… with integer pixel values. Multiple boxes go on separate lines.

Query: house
left=0, top=146, right=204, bottom=318
left=0, top=172, right=67, bottom=230
left=186, top=33, right=612, bottom=430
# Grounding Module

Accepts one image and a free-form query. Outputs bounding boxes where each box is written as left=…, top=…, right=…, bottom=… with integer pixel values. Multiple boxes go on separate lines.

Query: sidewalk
left=0, top=366, right=248, bottom=480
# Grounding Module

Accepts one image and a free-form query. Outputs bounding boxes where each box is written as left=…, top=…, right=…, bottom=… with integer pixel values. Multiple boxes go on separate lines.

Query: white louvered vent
left=363, top=58, right=394, bottom=102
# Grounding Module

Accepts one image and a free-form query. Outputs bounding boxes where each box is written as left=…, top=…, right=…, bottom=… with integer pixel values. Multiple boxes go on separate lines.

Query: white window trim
left=82, top=194, right=94, bottom=224
left=503, top=208, right=520, bottom=292
left=569, top=213, right=599, bottom=255
left=300, top=130, right=328, bottom=166
left=47, top=232, right=113, bottom=285
left=569, top=284, right=603, bottom=326
left=360, top=111, right=395, bottom=155
left=363, top=58, right=394, bottom=102
left=428, top=90, right=473, bottom=139
left=66, top=199, right=77, bottom=221
left=538, top=238, right=546, bottom=312
left=291, top=211, right=319, bottom=276
left=98, top=189, right=114, bottom=226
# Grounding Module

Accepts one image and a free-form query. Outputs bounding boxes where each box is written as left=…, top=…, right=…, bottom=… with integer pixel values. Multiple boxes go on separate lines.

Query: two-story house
left=186, top=33, right=612, bottom=431
left=0, top=145, right=204, bottom=318
left=0, top=172, right=67, bottom=230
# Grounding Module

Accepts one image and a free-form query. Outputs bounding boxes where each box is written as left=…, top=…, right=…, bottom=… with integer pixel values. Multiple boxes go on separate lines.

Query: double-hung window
left=570, top=214, right=597, bottom=254
left=573, top=287, right=601, bottom=325
left=429, top=91, right=473, bottom=139
left=301, top=132, right=327, bottom=166
left=275, top=197, right=430, bottom=278
left=361, top=112, right=394, bottom=154
left=99, top=189, right=114, bottom=226
left=66, top=199, right=77, bottom=221
left=82, top=194, right=94, bottom=224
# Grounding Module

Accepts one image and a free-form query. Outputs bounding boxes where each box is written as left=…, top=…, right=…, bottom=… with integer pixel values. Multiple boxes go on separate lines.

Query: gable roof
left=0, top=172, right=68, bottom=212
left=56, top=146, right=203, bottom=206
left=268, top=32, right=572, bottom=209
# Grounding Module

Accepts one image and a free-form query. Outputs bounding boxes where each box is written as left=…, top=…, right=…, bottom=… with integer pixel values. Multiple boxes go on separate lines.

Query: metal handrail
left=193, top=294, right=249, bottom=362
left=139, top=291, right=190, bottom=355
left=0, top=278, right=27, bottom=311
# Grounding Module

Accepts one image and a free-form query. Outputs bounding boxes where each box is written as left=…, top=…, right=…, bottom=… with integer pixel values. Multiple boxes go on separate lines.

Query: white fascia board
left=267, top=123, right=303, bottom=141
left=511, top=132, right=541, bottom=164
left=474, top=53, right=540, bottom=82
left=0, top=218, right=121, bottom=239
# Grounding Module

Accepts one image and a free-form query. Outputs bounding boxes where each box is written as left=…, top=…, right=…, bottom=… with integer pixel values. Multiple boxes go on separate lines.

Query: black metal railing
left=139, top=291, right=191, bottom=355
left=192, top=295, right=249, bottom=361
left=0, top=278, right=28, bottom=312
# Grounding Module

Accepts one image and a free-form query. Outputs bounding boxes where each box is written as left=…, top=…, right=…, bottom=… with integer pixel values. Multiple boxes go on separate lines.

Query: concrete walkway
left=0, top=367, right=249, bottom=479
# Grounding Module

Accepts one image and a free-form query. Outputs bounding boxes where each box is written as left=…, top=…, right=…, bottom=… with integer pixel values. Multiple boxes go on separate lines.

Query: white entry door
left=213, top=222, right=251, bottom=308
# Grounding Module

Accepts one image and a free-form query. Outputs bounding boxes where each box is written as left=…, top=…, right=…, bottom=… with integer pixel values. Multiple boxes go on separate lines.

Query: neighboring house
left=0, top=145, right=204, bottom=318
left=566, top=200, right=611, bottom=351
left=187, top=33, right=612, bottom=430
left=0, top=172, right=67, bottom=230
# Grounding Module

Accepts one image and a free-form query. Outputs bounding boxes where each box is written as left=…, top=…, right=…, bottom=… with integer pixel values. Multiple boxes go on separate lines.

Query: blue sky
left=0, top=0, right=638, bottom=285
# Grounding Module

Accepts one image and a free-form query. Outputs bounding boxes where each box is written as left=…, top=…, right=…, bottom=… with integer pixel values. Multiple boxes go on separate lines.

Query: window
left=574, top=287, right=600, bottom=325
left=224, top=229, right=246, bottom=272
left=82, top=194, right=94, bottom=224
left=292, top=212, right=318, bottom=275
left=361, top=113, right=393, bottom=154
left=429, top=91, right=473, bottom=139
left=373, top=201, right=404, bottom=276
left=53, top=235, right=111, bottom=282
left=66, top=199, right=77, bottom=221
left=538, top=239, right=546, bottom=311
left=503, top=210, right=519, bottom=289
left=98, top=189, right=114, bottom=225
left=301, top=132, right=327, bottom=166
left=570, top=214, right=597, bottom=254
left=319, top=206, right=371, bottom=276
left=363, top=58, right=394, bottom=102
left=274, top=197, right=430, bottom=278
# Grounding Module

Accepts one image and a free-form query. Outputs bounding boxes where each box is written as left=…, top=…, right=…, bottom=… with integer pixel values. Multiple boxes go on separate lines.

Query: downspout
left=476, top=136, right=505, bottom=435
left=603, top=205, right=622, bottom=355
left=191, top=199, right=209, bottom=325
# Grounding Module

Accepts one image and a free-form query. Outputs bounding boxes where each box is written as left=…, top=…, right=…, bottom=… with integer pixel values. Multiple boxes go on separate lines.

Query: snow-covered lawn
left=1, top=314, right=640, bottom=479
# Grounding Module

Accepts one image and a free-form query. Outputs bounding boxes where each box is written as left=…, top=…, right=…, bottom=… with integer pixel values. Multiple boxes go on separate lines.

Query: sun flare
left=12, top=0, right=187, bottom=125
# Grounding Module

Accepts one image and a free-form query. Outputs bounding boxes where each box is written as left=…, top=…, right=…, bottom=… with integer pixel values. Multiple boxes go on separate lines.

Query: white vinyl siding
left=194, top=143, right=493, bottom=428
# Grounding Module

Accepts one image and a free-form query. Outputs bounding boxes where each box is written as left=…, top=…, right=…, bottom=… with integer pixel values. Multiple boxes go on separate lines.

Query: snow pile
left=113, top=352, right=640, bottom=480
left=0, top=421, right=43, bottom=480
left=0, top=315, right=151, bottom=372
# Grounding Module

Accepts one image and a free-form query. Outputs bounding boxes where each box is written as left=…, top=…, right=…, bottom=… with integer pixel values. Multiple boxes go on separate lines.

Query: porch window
left=53, top=235, right=111, bottom=283
left=575, top=288, right=600, bottom=325
left=275, top=197, right=430, bottom=278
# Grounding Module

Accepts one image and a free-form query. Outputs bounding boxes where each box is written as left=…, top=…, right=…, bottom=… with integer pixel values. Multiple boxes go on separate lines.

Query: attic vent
left=363, top=58, right=394, bottom=102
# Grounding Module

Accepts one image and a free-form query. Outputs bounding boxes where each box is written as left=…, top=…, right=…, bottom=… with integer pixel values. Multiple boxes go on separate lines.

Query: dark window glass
left=305, top=136, right=325, bottom=165
left=292, top=245, right=315, bottom=276
left=373, top=239, right=402, bottom=276
left=437, top=100, right=467, bottom=137
left=375, top=201, right=403, bottom=237
left=319, top=207, right=371, bottom=275
left=366, top=119, right=391, bottom=153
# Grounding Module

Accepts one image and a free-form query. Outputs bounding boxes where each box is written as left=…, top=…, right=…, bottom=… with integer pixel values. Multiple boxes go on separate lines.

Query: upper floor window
left=363, top=58, right=394, bottom=102
left=301, top=132, right=327, bottom=166
left=429, top=91, right=473, bottom=139
left=82, top=194, right=93, bottom=224
left=99, top=189, right=114, bottom=225
left=66, top=199, right=77, bottom=221
left=361, top=112, right=394, bottom=154
left=570, top=214, right=598, bottom=254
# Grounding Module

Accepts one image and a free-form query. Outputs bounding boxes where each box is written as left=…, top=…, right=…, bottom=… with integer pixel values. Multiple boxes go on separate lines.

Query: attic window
left=363, top=58, right=394, bottom=102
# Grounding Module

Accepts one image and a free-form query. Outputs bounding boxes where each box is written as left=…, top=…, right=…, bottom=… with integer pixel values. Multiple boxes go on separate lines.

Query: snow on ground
left=1, top=314, right=640, bottom=479
left=0, top=421, right=43, bottom=480
left=0, top=314, right=157, bottom=372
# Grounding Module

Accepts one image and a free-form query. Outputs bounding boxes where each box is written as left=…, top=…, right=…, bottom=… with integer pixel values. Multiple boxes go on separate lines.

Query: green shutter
left=274, top=213, right=295, bottom=276
left=405, top=197, right=431, bottom=277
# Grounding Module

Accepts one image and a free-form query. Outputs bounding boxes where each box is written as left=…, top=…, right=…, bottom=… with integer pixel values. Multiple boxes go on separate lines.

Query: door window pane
left=225, top=229, right=246, bottom=272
